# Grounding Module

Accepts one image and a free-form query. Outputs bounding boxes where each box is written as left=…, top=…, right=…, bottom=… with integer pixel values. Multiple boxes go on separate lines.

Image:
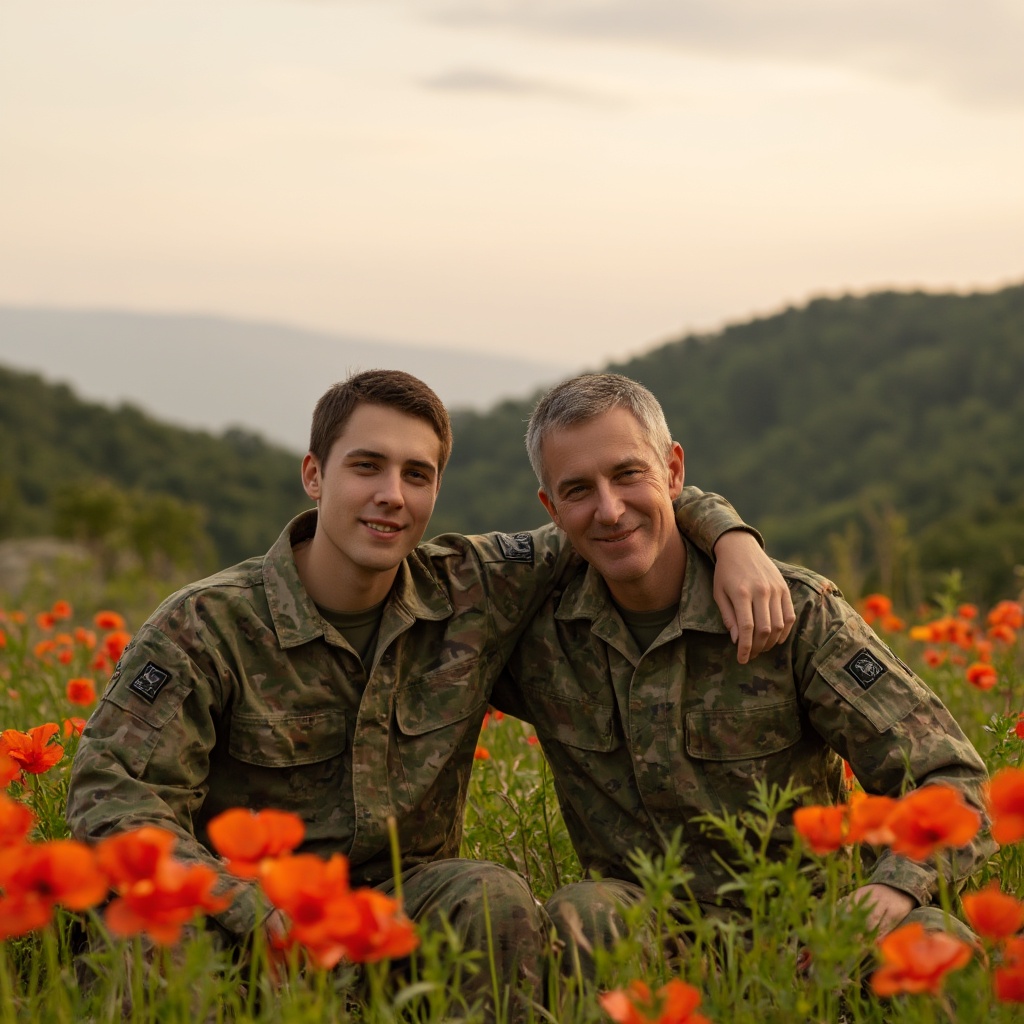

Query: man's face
left=301, top=402, right=442, bottom=583
left=538, top=406, right=685, bottom=609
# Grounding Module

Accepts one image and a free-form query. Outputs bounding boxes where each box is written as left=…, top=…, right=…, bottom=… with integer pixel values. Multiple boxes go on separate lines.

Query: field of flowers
left=2, top=585, right=1024, bottom=1023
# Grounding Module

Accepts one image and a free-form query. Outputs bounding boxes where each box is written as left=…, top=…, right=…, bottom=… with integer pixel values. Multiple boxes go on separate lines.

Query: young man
left=492, top=372, right=993, bottom=976
left=67, top=369, right=791, bottom=1018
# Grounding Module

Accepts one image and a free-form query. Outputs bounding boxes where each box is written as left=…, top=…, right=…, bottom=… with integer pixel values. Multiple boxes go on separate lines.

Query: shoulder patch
left=495, top=532, right=534, bottom=563
left=844, top=649, right=887, bottom=690
left=128, top=661, right=172, bottom=703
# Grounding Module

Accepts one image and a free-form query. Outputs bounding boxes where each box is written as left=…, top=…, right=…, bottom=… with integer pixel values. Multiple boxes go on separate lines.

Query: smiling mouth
left=364, top=522, right=402, bottom=534
left=595, top=527, right=636, bottom=544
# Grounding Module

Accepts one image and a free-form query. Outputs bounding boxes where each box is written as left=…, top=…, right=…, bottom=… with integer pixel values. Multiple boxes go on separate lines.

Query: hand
left=840, top=883, right=916, bottom=938
left=712, top=530, right=796, bottom=663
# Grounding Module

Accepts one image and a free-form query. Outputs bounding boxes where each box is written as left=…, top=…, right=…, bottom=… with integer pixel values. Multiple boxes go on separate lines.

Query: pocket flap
left=686, top=700, right=802, bottom=761
left=228, top=711, right=346, bottom=767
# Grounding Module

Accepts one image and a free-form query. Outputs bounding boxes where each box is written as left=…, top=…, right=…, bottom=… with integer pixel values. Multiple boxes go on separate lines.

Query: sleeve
left=794, top=588, right=995, bottom=905
left=66, top=622, right=261, bottom=937
left=673, top=486, right=764, bottom=560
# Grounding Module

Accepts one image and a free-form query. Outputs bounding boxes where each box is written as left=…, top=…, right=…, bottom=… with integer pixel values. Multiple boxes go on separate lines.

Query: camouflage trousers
left=377, top=858, right=550, bottom=1024
left=544, top=877, right=980, bottom=986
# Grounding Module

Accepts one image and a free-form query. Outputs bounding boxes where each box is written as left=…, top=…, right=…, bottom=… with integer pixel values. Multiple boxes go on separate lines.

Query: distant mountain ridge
left=3, top=284, right=1023, bottom=604
left=0, top=307, right=574, bottom=452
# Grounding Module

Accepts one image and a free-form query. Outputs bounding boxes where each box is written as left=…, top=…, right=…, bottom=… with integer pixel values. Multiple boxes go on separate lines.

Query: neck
left=293, top=533, right=398, bottom=613
left=606, top=533, right=687, bottom=613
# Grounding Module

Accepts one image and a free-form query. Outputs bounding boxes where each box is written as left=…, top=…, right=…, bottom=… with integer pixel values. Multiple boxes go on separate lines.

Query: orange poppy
left=988, top=624, right=1017, bottom=645
left=793, top=804, right=847, bottom=854
left=988, top=601, right=1024, bottom=630
left=62, top=717, right=87, bottom=738
left=66, top=677, right=97, bottom=706
left=962, top=882, right=1024, bottom=941
left=0, top=629, right=6, bottom=649
left=1015, top=714, right=1024, bottom=741
left=994, top=936, right=1024, bottom=1004
left=870, top=922, right=972, bottom=996
left=103, top=630, right=132, bottom=662
left=0, top=839, right=109, bottom=941
left=0, top=723, right=65, bottom=775
left=0, top=792, right=35, bottom=845
left=861, top=594, right=892, bottom=624
left=73, top=627, right=97, bottom=649
left=322, top=888, right=419, bottom=966
left=1, top=751, right=21, bottom=788
left=207, top=808, right=305, bottom=878
left=846, top=793, right=897, bottom=846
left=987, top=766, right=1024, bottom=845
left=599, top=978, right=711, bottom=1024
left=957, top=604, right=978, bottom=621
left=885, top=785, right=981, bottom=862
left=94, top=610, right=126, bottom=631
left=474, top=745, right=491, bottom=760
left=965, top=662, right=998, bottom=691
left=96, top=826, right=229, bottom=944
left=33, top=639, right=56, bottom=660
left=880, top=614, right=906, bottom=632
left=50, top=600, right=72, bottom=620
left=35, top=612, right=56, bottom=631
left=922, top=648, right=946, bottom=668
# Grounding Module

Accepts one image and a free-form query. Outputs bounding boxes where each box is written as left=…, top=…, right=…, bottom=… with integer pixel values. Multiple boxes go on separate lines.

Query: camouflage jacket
left=491, top=539, right=994, bottom=909
left=67, top=493, right=745, bottom=936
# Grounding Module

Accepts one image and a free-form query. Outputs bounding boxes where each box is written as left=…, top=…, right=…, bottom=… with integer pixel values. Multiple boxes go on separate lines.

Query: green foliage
left=4, top=284, right=1024, bottom=602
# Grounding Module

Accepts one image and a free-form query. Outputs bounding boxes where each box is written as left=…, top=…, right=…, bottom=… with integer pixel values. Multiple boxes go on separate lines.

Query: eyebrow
left=344, top=448, right=438, bottom=473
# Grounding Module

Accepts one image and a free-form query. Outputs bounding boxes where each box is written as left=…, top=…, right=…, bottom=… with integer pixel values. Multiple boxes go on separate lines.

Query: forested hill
left=430, top=284, right=1024, bottom=604
left=2, top=284, right=1023, bottom=603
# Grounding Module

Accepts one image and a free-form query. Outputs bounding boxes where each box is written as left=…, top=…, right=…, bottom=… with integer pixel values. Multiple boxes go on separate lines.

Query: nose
left=374, top=469, right=405, bottom=508
left=593, top=481, right=624, bottom=526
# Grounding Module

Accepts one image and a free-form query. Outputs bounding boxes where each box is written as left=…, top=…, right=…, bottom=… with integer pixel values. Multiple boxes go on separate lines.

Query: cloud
left=432, top=0, right=1024, bottom=108
left=420, top=65, right=620, bottom=105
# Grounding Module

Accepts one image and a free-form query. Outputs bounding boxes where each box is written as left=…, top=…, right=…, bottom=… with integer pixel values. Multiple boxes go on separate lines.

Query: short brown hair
left=308, top=370, right=453, bottom=473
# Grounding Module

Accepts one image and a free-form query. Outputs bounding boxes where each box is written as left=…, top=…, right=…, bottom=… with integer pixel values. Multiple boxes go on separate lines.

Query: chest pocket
left=395, top=657, right=488, bottom=736
left=228, top=710, right=346, bottom=767
left=686, top=700, right=803, bottom=761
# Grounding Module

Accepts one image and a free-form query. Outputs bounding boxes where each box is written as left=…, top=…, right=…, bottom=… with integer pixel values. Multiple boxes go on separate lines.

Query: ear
left=301, top=453, right=322, bottom=502
left=538, top=487, right=563, bottom=529
left=667, top=443, right=685, bottom=500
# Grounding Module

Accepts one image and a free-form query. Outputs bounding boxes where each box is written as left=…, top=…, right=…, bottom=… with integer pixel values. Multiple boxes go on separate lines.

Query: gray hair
left=525, top=373, right=674, bottom=490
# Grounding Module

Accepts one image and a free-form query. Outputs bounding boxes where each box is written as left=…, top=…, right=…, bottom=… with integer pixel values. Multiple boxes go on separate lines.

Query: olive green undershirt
left=612, top=600, right=678, bottom=655
left=316, top=597, right=388, bottom=671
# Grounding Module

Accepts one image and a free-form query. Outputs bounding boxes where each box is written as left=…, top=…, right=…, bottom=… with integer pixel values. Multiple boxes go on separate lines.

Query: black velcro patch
left=495, top=532, right=534, bottom=563
left=128, top=662, right=172, bottom=703
left=844, top=649, right=888, bottom=690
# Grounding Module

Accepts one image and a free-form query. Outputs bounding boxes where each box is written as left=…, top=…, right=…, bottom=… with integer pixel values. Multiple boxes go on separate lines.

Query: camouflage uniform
left=491, top=538, right=994, bottom=970
left=67, top=494, right=743, bottom=1012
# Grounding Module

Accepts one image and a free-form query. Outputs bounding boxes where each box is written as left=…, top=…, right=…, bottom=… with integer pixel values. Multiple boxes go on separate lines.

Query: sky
left=2, top=0, right=1023, bottom=369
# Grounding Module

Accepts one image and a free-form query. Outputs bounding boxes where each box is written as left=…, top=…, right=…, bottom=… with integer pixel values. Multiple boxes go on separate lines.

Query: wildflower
left=325, top=888, right=420, bottom=965
left=90, top=651, right=112, bottom=673
left=96, top=826, right=229, bottom=944
left=1, top=752, right=21, bottom=787
left=525, top=735, right=539, bottom=746
left=793, top=804, right=847, bottom=854
left=871, top=922, right=972, bottom=996
left=35, top=611, right=56, bottom=631
left=842, top=759, right=856, bottom=787
left=0, top=723, right=65, bottom=775
left=33, top=639, right=56, bottom=660
left=66, top=677, right=97, bottom=706
left=987, top=766, right=1024, bottom=845
left=994, top=936, right=1024, bottom=1004
left=965, top=662, right=998, bottom=691
left=9, top=611, right=26, bottom=625
left=0, top=792, right=35, bottom=845
left=474, top=745, right=491, bottom=760
left=57, top=649, right=73, bottom=665
left=62, top=717, right=87, bottom=738
left=0, top=839, right=109, bottom=941
left=957, top=604, right=978, bottom=621
left=51, top=600, right=73, bottom=620
left=94, top=610, right=126, bottom=631
left=885, top=784, right=981, bottom=861
left=922, top=648, right=946, bottom=668
left=973, top=639, right=994, bottom=662
left=103, top=630, right=132, bottom=661
left=1015, top=714, right=1024, bottom=741
left=988, top=601, right=1024, bottom=630
left=73, top=627, right=97, bottom=649
left=0, top=629, right=6, bottom=649
left=599, top=978, right=711, bottom=1024
left=846, top=793, right=897, bottom=846
left=962, top=882, right=1024, bottom=941
left=207, top=808, right=305, bottom=878
left=861, top=594, right=893, bottom=624
left=880, top=614, right=906, bottom=632
left=988, top=624, right=1017, bottom=646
